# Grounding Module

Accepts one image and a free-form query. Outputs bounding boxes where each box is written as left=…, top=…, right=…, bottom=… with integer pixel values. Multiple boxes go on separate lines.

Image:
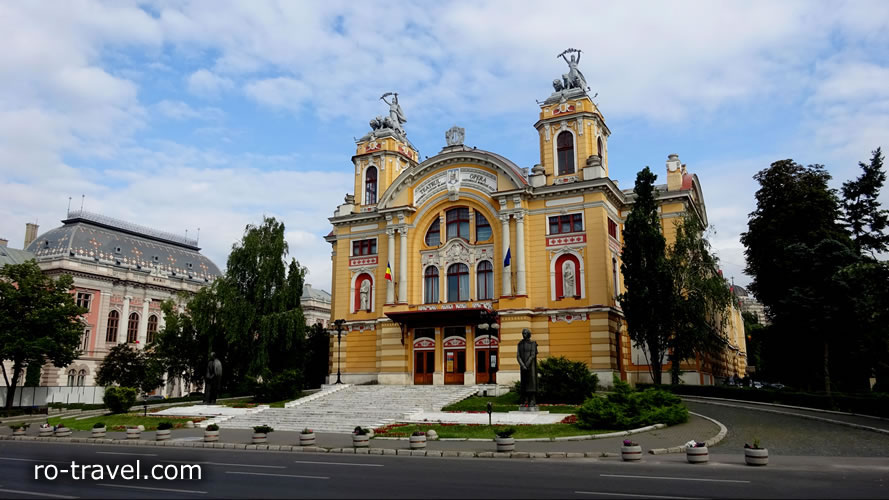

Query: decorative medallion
left=549, top=312, right=588, bottom=324
left=445, top=125, right=465, bottom=146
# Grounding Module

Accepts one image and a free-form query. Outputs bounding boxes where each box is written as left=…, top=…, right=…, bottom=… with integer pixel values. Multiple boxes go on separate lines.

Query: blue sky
left=2, top=1, right=888, bottom=292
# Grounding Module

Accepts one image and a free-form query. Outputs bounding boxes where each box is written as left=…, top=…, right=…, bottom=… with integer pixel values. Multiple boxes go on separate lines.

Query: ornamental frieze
left=546, top=233, right=586, bottom=247
left=549, top=312, right=588, bottom=324
left=349, top=256, right=378, bottom=268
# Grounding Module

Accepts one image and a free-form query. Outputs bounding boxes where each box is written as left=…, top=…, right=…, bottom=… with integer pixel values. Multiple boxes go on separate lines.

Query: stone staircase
left=217, top=385, right=479, bottom=433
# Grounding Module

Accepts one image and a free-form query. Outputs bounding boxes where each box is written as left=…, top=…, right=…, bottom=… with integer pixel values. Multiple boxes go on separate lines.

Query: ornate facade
left=324, top=53, right=746, bottom=387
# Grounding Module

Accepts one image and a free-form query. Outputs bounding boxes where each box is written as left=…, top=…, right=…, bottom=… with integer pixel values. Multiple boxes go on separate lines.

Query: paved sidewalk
left=0, top=413, right=718, bottom=456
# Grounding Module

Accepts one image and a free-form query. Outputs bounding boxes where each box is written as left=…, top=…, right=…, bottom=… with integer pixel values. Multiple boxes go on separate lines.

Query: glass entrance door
left=414, top=350, right=434, bottom=385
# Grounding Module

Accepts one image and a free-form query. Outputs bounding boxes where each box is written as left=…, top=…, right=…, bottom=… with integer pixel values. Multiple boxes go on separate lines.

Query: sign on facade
left=413, top=167, right=498, bottom=206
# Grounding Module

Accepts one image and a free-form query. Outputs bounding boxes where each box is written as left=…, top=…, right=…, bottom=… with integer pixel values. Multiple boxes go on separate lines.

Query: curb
left=648, top=411, right=727, bottom=455
left=680, top=395, right=888, bottom=422
left=683, top=398, right=889, bottom=436
left=376, top=424, right=666, bottom=442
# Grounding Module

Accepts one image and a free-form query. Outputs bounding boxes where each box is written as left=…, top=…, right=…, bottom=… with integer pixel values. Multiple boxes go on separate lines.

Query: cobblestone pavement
left=686, top=400, right=889, bottom=457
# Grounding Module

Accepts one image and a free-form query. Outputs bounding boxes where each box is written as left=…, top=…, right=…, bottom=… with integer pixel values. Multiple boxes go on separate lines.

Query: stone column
left=500, top=215, right=511, bottom=297
left=398, top=227, right=408, bottom=303
left=117, top=295, right=131, bottom=344
left=515, top=212, right=527, bottom=296
left=386, top=228, right=396, bottom=304
left=137, top=299, right=150, bottom=347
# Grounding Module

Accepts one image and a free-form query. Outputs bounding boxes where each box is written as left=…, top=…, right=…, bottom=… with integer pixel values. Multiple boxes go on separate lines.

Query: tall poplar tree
left=619, top=167, right=674, bottom=385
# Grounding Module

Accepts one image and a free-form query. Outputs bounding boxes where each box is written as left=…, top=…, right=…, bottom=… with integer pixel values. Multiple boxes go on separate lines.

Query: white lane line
left=161, top=460, right=285, bottom=469
left=293, top=460, right=384, bottom=467
left=576, top=491, right=701, bottom=499
left=98, top=484, right=207, bottom=495
left=96, top=452, right=157, bottom=457
left=0, top=487, right=78, bottom=498
left=600, top=474, right=750, bottom=484
left=0, top=457, right=70, bottom=464
left=226, top=471, right=329, bottom=480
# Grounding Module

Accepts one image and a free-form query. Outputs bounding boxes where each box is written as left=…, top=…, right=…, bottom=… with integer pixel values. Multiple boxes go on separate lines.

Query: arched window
left=147, top=315, right=159, bottom=344
left=425, top=219, right=440, bottom=246
left=477, top=261, right=493, bottom=300
left=446, top=208, right=470, bottom=241
left=105, top=310, right=119, bottom=342
left=67, top=369, right=76, bottom=387
left=76, top=369, right=86, bottom=387
left=447, top=263, right=470, bottom=302
left=365, top=166, right=377, bottom=205
left=354, top=273, right=373, bottom=312
left=557, top=131, right=575, bottom=176
left=555, top=253, right=581, bottom=299
left=597, top=136, right=604, bottom=158
left=127, top=313, right=139, bottom=343
left=475, top=213, right=492, bottom=241
left=424, top=266, right=439, bottom=304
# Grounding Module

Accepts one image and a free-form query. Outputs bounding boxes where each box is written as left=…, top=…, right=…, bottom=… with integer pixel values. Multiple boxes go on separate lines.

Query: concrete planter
left=744, top=448, right=768, bottom=466
left=156, top=429, right=171, bottom=441
left=352, top=433, right=369, bottom=448
left=126, top=428, right=141, bottom=440
left=54, top=427, right=72, bottom=438
left=620, top=445, right=643, bottom=461
left=686, top=446, right=709, bottom=464
left=252, top=432, right=268, bottom=444
left=91, top=427, right=106, bottom=438
left=204, top=429, right=219, bottom=442
left=12, top=428, right=27, bottom=436
left=495, top=437, right=515, bottom=452
left=409, top=434, right=427, bottom=449
left=299, top=432, right=316, bottom=446
left=38, top=427, right=53, bottom=437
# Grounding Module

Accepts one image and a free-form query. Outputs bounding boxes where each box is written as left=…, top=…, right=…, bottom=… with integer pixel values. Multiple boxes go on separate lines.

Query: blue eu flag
left=504, top=247, right=511, bottom=267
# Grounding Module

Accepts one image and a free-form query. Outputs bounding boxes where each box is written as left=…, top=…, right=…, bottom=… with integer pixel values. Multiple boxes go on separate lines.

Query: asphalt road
left=0, top=440, right=886, bottom=499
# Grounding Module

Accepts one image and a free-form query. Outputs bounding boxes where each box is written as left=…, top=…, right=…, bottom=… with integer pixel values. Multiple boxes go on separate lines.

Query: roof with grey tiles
left=0, top=245, right=35, bottom=268
left=302, top=284, right=331, bottom=304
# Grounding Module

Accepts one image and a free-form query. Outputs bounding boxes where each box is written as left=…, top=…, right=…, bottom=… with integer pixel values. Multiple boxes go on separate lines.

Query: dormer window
left=365, top=166, right=377, bottom=205
left=115, top=246, right=122, bottom=254
left=557, top=131, right=575, bottom=176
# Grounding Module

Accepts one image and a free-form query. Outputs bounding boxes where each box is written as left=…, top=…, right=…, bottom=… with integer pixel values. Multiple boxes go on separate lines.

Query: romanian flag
left=385, top=261, right=392, bottom=281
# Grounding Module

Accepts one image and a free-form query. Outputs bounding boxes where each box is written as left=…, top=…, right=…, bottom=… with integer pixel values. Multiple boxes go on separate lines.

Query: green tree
left=665, top=213, right=734, bottom=384
left=838, top=260, right=889, bottom=391
left=0, top=260, right=86, bottom=408
left=148, top=298, right=210, bottom=392
left=619, top=167, right=674, bottom=385
left=741, top=311, right=766, bottom=380
left=842, top=148, right=889, bottom=257
left=96, top=344, right=164, bottom=393
left=741, top=160, right=853, bottom=393
left=304, top=322, right=331, bottom=388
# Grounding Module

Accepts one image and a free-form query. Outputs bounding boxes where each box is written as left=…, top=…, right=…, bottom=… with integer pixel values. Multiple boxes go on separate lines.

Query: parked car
left=143, top=395, right=165, bottom=401
left=752, top=381, right=763, bottom=389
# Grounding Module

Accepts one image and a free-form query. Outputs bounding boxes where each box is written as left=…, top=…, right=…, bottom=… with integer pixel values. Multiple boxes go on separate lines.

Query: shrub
left=536, top=356, right=599, bottom=404
left=92, top=422, right=105, bottom=429
left=411, top=430, right=426, bottom=437
left=103, top=386, right=138, bottom=414
left=253, top=425, right=274, bottom=434
left=576, top=379, right=688, bottom=430
left=205, top=424, right=219, bottom=431
left=495, top=427, right=516, bottom=438
left=302, top=428, right=313, bottom=434
left=8, top=423, right=28, bottom=430
left=353, top=426, right=368, bottom=435
left=254, top=369, right=303, bottom=403
left=157, top=422, right=174, bottom=431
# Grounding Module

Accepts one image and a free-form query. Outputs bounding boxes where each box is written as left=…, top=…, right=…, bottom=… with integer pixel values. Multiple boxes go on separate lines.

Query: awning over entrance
left=386, top=307, right=494, bottom=329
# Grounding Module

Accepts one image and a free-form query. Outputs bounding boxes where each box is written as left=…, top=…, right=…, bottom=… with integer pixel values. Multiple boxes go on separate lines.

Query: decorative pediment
left=421, top=240, right=495, bottom=270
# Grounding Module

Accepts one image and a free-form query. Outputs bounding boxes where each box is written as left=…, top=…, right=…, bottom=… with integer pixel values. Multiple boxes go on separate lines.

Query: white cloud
left=244, top=77, right=312, bottom=113
left=155, top=99, right=223, bottom=121
left=186, top=69, right=234, bottom=98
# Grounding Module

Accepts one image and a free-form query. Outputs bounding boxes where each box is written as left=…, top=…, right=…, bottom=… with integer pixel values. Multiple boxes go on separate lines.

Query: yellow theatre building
left=326, top=53, right=746, bottom=388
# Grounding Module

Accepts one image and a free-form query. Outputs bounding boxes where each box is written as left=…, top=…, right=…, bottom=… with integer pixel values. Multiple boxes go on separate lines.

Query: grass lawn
left=48, top=414, right=202, bottom=432
left=441, top=392, right=582, bottom=414
left=373, top=422, right=613, bottom=439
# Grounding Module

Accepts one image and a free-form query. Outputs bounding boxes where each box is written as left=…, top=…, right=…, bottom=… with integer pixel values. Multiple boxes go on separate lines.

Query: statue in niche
left=562, top=260, right=576, bottom=298
left=516, top=328, right=538, bottom=407
left=359, top=279, right=371, bottom=311
left=555, top=48, right=588, bottom=91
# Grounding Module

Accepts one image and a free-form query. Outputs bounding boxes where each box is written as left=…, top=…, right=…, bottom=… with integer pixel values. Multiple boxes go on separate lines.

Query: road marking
left=600, top=474, right=750, bottom=484
left=96, top=451, right=158, bottom=457
left=293, top=460, right=384, bottom=467
left=0, top=457, right=69, bottom=464
left=98, top=484, right=206, bottom=495
left=576, top=491, right=701, bottom=499
left=161, top=460, right=285, bottom=469
left=226, top=471, right=329, bottom=480
left=0, top=487, right=78, bottom=498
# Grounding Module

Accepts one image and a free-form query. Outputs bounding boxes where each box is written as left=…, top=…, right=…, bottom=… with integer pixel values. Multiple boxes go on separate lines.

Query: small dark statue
left=204, top=352, right=223, bottom=405
left=516, top=328, right=538, bottom=407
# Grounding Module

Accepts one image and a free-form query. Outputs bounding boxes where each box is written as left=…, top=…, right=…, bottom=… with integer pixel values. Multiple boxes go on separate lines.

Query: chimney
left=0, top=238, right=7, bottom=247
left=24, top=223, right=39, bottom=248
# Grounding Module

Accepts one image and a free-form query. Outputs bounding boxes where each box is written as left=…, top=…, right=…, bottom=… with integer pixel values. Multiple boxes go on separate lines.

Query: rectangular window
left=608, top=219, right=618, bottom=239
left=549, top=214, right=583, bottom=235
left=352, top=239, right=377, bottom=256
left=82, top=328, right=90, bottom=351
left=76, top=292, right=92, bottom=311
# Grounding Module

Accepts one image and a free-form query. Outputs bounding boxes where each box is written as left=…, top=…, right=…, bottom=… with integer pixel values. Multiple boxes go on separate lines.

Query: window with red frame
left=608, top=219, right=618, bottom=239
left=446, top=207, right=471, bottom=241
left=549, top=214, right=583, bottom=235
left=557, top=131, right=575, bottom=175
left=352, top=239, right=377, bottom=256
left=365, top=166, right=377, bottom=204
left=425, top=219, right=440, bottom=246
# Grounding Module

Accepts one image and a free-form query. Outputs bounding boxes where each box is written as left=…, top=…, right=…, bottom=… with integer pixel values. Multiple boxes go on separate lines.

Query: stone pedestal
left=518, top=405, right=539, bottom=412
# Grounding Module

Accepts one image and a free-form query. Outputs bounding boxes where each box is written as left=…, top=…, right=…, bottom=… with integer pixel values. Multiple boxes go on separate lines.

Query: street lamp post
left=333, top=319, right=346, bottom=384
